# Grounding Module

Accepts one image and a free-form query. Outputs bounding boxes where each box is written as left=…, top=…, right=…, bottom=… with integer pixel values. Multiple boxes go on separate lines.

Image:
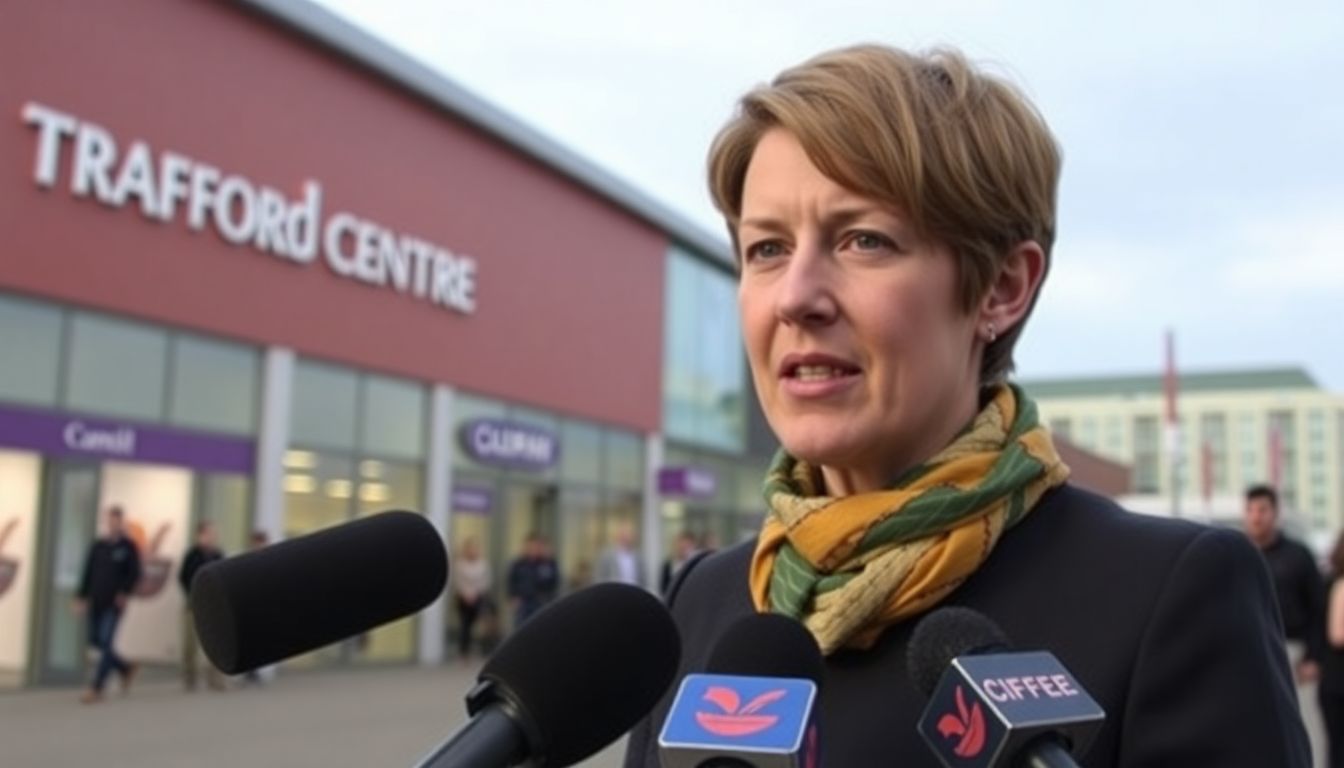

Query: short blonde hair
left=708, top=44, right=1061, bottom=384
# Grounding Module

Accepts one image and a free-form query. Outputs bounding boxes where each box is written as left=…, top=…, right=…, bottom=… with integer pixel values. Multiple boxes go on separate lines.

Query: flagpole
left=1164, top=329, right=1181, bottom=518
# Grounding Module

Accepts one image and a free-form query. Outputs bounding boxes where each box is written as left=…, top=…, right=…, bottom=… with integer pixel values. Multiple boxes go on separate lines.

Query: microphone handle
left=413, top=705, right=527, bottom=768
left=1016, top=736, right=1080, bottom=768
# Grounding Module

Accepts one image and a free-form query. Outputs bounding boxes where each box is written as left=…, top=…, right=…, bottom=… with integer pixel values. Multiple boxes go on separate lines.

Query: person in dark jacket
left=74, top=505, right=141, bottom=704
left=1320, top=530, right=1344, bottom=767
left=1245, top=484, right=1327, bottom=675
left=179, top=519, right=225, bottom=691
left=625, top=44, right=1308, bottom=766
left=506, top=532, right=558, bottom=629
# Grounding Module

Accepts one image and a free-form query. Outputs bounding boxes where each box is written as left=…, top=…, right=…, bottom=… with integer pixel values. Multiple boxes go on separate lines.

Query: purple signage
left=451, top=485, right=494, bottom=515
left=459, top=419, right=559, bottom=471
left=0, top=403, right=254, bottom=474
left=658, top=467, right=718, bottom=499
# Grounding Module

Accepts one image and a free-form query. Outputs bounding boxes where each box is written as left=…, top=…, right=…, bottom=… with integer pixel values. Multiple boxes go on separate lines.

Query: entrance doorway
left=31, top=460, right=99, bottom=686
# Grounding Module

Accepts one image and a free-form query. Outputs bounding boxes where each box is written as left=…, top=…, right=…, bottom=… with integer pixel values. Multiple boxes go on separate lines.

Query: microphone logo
left=937, top=685, right=987, bottom=758
left=694, top=685, right=785, bottom=737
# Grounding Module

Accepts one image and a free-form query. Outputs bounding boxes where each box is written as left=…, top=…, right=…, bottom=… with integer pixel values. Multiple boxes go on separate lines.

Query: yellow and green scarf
left=749, top=384, right=1069, bottom=655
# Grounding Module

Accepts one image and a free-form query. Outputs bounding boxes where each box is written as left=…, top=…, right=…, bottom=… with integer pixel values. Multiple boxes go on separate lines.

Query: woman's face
left=737, top=129, right=984, bottom=494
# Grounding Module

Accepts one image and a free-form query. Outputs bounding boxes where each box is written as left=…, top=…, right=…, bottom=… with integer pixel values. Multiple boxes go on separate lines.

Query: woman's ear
left=979, top=240, right=1046, bottom=338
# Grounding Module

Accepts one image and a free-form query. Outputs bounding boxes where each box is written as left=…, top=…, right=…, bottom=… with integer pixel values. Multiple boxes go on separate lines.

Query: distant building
left=1021, top=368, right=1343, bottom=542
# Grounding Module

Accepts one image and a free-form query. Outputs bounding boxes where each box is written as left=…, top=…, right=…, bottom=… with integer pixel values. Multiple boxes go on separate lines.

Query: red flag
left=1268, top=423, right=1283, bottom=488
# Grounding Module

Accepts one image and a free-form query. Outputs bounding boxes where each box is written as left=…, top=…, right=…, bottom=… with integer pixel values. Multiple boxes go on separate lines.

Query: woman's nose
left=775, top=245, right=838, bottom=327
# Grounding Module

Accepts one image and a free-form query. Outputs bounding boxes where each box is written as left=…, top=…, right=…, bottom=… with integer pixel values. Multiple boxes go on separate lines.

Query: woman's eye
left=850, top=232, right=892, bottom=251
left=745, top=240, right=785, bottom=261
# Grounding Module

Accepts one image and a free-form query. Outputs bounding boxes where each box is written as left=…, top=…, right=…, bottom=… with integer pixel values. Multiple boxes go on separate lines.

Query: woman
left=624, top=45, right=1307, bottom=766
left=1323, top=532, right=1344, bottom=766
left=451, top=537, right=491, bottom=663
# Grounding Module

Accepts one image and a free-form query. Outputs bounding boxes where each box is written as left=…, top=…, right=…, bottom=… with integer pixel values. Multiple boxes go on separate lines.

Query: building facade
left=0, top=0, right=772, bottom=687
left=1022, top=368, right=1344, bottom=539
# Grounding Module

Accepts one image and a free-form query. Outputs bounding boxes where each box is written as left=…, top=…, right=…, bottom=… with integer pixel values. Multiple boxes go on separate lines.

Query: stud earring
left=985, top=322, right=997, bottom=343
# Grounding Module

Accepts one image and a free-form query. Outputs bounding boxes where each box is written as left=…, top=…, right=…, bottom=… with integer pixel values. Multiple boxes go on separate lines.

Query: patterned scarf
left=748, top=384, right=1069, bottom=655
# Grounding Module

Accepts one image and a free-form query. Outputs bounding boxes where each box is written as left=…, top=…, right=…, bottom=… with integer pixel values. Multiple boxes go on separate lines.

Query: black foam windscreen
left=906, top=606, right=1011, bottom=697
left=706, top=612, right=826, bottom=688
left=190, top=510, right=447, bottom=674
left=475, top=582, right=680, bottom=768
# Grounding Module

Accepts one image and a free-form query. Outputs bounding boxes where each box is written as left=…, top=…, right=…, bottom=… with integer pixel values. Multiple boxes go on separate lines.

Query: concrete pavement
left=0, top=663, right=628, bottom=768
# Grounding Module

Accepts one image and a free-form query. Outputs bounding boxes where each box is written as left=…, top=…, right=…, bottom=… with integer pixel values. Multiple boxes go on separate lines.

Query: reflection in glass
left=662, top=249, right=746, bottom=452
left=0, top=293, right=62, bottom=407
left=605, top=429, right=644, bottom=491
left=560, top=421, right=600, bottom=485
left=290, top=360, right=358, bottom=451
left=169, top=334, right=260, bottom=436
left=66, top=312, right=168, bottom=421
left=361, top=375, right=426, bottom=460
left=354, top=462, right=423, bottom=664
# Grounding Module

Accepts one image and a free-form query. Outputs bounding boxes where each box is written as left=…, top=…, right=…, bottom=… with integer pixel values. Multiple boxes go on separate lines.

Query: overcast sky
left=312, top=0, right=1343, bottom=391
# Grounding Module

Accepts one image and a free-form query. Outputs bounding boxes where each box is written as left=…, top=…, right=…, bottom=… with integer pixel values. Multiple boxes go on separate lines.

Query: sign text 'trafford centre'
left=21, top=102, right=477, bottom=314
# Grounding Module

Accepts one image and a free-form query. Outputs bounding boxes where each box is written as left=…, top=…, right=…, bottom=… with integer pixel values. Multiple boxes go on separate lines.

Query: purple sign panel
left=451, top=485, right=494, bottom=515
left=0, top=403, right=254, bottom=474
left=658, top=467, right=718, bottom=499
left=459, top=419, right=559, bottom=471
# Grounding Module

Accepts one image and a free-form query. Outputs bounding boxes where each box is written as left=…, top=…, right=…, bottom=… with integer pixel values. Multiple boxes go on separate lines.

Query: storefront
left=0, top=400, right=254, bottom=688
left=1, top=0, right=767, bottom=685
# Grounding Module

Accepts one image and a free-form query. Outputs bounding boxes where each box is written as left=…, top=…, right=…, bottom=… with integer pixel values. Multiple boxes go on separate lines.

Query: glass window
left=662, top=249, right=746, bottom=453
left=65, top=311, right=167, bottom=421
left=196, top=473, right=254, bottom=556
left=355, top=460, right=422, bottom=516
left=1133, top=415, right=1160, bottom=494
left=283, top=451, right=354, bottom=538
left=361, top=374, right=425, bottom=459
left=353, top=466, right=424, bottom=664
left=0, top=293, right=62, bottom=407
left=169, top=333, right=259, bottom=435
left=290, top=360, right=358, bottom=451
left=559, top=485, right=604, bottom=593
left=561, top=420, right=601, bottom=485
left=604, top=428, right=644, bottom=491
left=1050, top=418, right=1073, bottom=441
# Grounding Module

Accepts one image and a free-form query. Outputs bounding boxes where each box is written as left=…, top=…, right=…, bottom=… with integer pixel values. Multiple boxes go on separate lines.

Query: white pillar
left=418, top=384, right=455, bottom=665
left=253, top=347, right=293, bottom=545
left=251, top=346, right=293, bottom=682
left=642, top=432, right=665, bottom=592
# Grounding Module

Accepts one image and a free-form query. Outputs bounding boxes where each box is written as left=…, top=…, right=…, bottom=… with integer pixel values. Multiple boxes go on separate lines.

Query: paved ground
left=0, top=664, right=1327, bottom=766
left=0, top=663, right=629, bottom=768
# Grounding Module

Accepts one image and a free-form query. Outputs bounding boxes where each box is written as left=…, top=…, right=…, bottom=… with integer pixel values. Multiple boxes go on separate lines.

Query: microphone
left=414, top=582, right=681, bottom=768
left=906, top=607, right=1105, bottom=768
left=190, top=510, right=448, bottom=674
left=659, top=613, right=824, bottom=768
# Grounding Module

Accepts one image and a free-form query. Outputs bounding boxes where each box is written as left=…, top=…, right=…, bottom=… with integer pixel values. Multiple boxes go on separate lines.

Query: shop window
left=360, top=374, right=426, bottom=460
left=0, top=293, right=62, bottom=407
left=355, top=460, right=422, bottom=516
left=604, top=428, right=644, bottom=492
left=290, top=360, right=358, bottom=451
left=663, top=249, right=746, bottom=453
left=65, top=311, right=167, bottom=421
left=168, top=333, right=259, bottom=436
left=195, top=473, right=253, bottom=556
left=561, top=421, right=601, bottom=485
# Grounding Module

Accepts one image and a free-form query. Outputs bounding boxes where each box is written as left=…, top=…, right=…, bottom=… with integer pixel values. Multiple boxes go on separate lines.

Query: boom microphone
left=190, top=510, right=448, bottom=674
left=906, top=607, right=1105, bottom=768
left=414, top=582, right=681, bottom=768
left=659, top=613, right=825, bottom=768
